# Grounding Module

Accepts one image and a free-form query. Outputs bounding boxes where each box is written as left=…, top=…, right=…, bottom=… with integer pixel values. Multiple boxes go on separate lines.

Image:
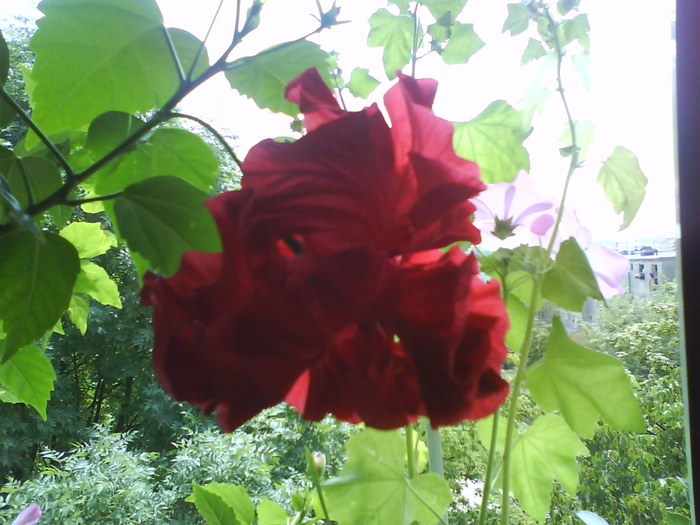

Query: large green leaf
left=347, top=68, right=380, bottom=99
left=29, top=0, right=208, bottom=142
left=0, top=344, right=55, bottom=419
left=114, top=176, right=221, bottom=276
left=94, top=127, right=219, bottom=195
left=367, top=9, right=414, bottom=80
left=528, top=316, right=645, bottom=438
left=597, top=146, right=647, bottom=231
left=421, top=0, right=467, bottom=22
left=542, top=237, right=603, bottom=312
left=225, top=40, right=334, bottom=116
left=501, top=414, right=588, bottom=523
left=187, top=483, right=254, bottom=525
left=452, top=101, right=530, bottom=183
left=0, top=30, right=14, bottom=127
left=0, top=231, right=79, bottom=360
left=323, top=428, right=452, bottom=525
left=3, top=156, right=62, bottom=210
left=59, top=221, right=117, bottom=259
left=441, top=23, right=484, bottom=64
left=74, top=260, right=122, bottom=308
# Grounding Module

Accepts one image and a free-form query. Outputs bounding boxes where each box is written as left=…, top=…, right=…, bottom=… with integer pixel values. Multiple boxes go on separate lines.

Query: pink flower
left=473, top=172, right=555, bottom=249
left=11, top=505, right=41, bottom=525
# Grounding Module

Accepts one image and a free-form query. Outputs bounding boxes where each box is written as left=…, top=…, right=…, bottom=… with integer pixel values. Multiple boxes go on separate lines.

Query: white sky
left=1, top=0, right=677, bottom=242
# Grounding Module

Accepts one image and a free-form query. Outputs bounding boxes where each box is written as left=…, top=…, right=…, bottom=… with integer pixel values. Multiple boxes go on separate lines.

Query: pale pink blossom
left=11, top=505, right=41, bottom=525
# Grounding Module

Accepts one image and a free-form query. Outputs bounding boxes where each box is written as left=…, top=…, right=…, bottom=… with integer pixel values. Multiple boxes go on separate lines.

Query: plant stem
left=0, top=87, right=75, bottom=180
left=410, top=3, right=420, bottom=76
left=478, top=410, right=500, bottom=525
left=167, top=111, right=243, bottom=169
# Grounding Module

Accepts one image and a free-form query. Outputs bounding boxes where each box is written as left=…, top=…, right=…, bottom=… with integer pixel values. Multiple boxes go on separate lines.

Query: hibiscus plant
left=0, top=0, right=658, bottom=523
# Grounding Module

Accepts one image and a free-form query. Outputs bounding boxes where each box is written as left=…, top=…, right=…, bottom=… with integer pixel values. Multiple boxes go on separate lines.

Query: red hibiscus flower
left=142, top=69, right=510, bottom=431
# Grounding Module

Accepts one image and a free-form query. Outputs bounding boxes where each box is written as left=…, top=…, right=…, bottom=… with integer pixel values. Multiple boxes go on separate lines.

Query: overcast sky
left=1, top=0, right=677, bottom=242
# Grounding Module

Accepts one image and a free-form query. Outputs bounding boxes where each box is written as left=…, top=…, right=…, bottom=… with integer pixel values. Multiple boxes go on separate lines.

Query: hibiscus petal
left=285, top=68, right=346, bottom=132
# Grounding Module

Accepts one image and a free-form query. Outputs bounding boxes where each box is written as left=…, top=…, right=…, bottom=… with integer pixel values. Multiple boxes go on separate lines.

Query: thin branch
left=161, top=26, right=187, bottom=84
left=0, top=87, right=75, bottom=180
left=64, top=191, right=123, bottom=206
left=167, top=111, right=242, bottom=170
left=187, top=0, right=226, bottom=80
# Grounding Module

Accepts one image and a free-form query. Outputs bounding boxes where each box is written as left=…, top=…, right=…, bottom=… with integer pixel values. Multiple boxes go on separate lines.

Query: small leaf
left=323, top=428, right=452, bottom=525
left=452, top=101, right=530, bottom=183
left=256, top=499, right=288, bottom=525
left=597, top=146, right=647, bottom=230
left=521, top=38, right=547, bottom=65
left=60, top=222, right=117, bottom=259
left=558, top=14, right=590, bottom=48
left=114, top=176, right=221, bottom=276
left=557, top=0, right=580, bottom=16
left=347, top=68, right=380, bottom=99
left=95, top=127, right=219, bottom=195
left=67, top=294, right=89, bottom=334
left=500, top=414, right=588, bottom=523
left=441, top=23, right=484, bottom=65
left=0, top=231, right=80, bottom=360
left=84, top=111, right=145, bottom=160
left=74, top=261, right=122, bottom=308
left=0, top=344, right=56, bottom=419
left=665, top=513, right=691, bottom=525
left=502, top=3, right=530, bottom=36
left=367, top=9, right=414, bottom=80
left=189, top=483, right=241, bottom=525
left=192, top=483, right=255, bottom=525
left=421, top=0, right=467, bottom=22
left=575, top=510, right=610, bottom=525
left=527, top=316, right=645, bottom=438
left=542, top=237, right=603, bottom=312
left=225, top=40, right=334, bottom=116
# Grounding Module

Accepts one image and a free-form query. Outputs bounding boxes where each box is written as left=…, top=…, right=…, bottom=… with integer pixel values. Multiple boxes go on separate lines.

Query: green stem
left=500, top=274, right=543, bottom=525
left=161, top=26, right=187, bottom=84
left=478, top=410, right=500, bottom=525
left=64, top=191, right=123, bottom=206
left=425, top=423, right=448, bottom=525
left=0, top=87, right=75, bottom=180
left=187, top=0, right=226, bottom=80
left=311, top=474, right=331, bottom=522
left=406, top=424, right=417, bottom=479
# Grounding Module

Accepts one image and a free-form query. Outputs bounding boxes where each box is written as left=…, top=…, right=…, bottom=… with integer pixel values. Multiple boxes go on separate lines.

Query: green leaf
left=0, top=231, right=80, bottom=360
left=597, top=146, right=647, bottom=230
left=506, top=294, right=529, bottom=350
left=501, top=414, right=588, bottom=523
left=347, top=68, right=380, bottom=99
left=3, top=157, right=63, bottom=210
left=502, top=3, right=530, bottom=36
left=476, top=414, right=508, bottom=454
left=256, top=499, right=288, bottom=525
left=84, top=111, right=145, bottom=160
left=441, top=23, right=484, bottom=64
left=67, top=294, right=89, bottom=334
left=665, top=513, right=691, bottom=525
left=452, top=101, right=530, bottom=183
left=522, top=38, right=547, bottom=64
left=558, top=14, right=590, bottom=49
left=557, top=0, right=580, bottom=16
left=323, top=428, right=452, bottom=525
left=188, top=483, right=241, bottom=525
left=0, top=344, right=56, bottom=419
left=29, top=0, right=208, bottom=142
left=225, top=40, right=334, bottom=116
left=421, top=0, right=467, bottom=22
left=388, top=0, right=411, bottom=13
left=59, top=222, right=117, bottom=259
left=542, top=237, right=603, bottom=311
left=95, top=127, right=219, bottom=195
left=528, top=316, right=645, bottom=438
left=74, top=261, right=122, bottom=308
left=367, top=9, right=414, bottom=80
left=114, top=176, right=221, bottom=276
